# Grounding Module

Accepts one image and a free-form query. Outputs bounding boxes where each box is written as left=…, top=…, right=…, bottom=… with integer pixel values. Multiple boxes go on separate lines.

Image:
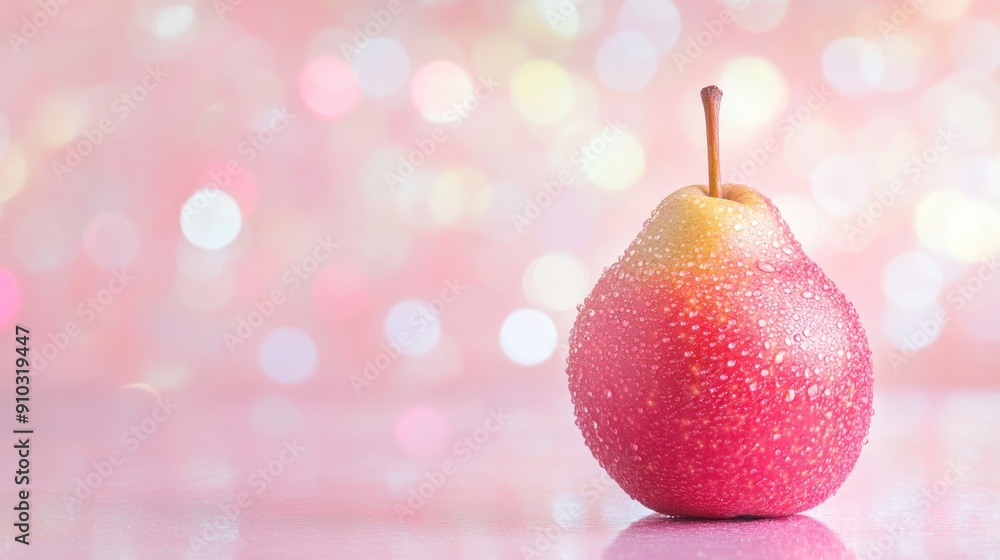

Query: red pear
left=567, top=86, right=873, bottom=518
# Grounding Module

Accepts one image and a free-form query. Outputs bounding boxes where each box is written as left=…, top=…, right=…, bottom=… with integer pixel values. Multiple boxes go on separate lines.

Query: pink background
left=0, top=0, right=998, bottom=557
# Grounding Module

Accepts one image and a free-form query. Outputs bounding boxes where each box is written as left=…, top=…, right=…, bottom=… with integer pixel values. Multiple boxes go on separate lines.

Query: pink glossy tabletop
left=6, top=384, right=998, bottom=559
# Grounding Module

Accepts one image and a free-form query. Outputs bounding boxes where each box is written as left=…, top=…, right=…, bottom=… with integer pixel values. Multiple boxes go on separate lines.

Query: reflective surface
left=5, top=388, right=998, bottom=559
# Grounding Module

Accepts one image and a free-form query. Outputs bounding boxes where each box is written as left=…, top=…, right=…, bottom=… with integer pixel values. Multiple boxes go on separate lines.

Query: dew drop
left=734, top=223, right=745, bottom=231
left=807, top=385, right=818, bottom=397
left=758, top=319, right=766, bottom=327
left=785, top=389, right=795, bottom=402
left=726, top=360, right=736, bottom=367
left=802, top=291, right=814, bottom=299
left=630, top=443, right=638, bottom=451
left=781, top=246, right=793, bottom=255
left=774, top=351, right=785, bottom=364
left=756, top=262, right=775, bottom=273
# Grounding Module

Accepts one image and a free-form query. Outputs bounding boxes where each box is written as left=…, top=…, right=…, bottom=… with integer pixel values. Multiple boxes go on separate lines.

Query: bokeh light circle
left=351, top=38, right=411, bottom=97
left=921, top=0, right=970, bottom=21
left=524, top=253, right=590, bottom=311
left=395, top=407, right=449, bottom=459
left=84, top=213, right=140, bottom=268
left=782, top=120, right=846, bottom=180
left=727, top=0, right=788, bottom=33
left=882, top=252, right=944, bottom=309
left=27, top=94, right=81, bottom=150
left=500, top=308, right=558, bottom=366
left=180, top=189, right=243, bottom=250
left=596, top=31, right=657, bottom=92
left=384, top=299, right=442, bottom=356
left=410, top=61, right=474, bottom=123
left=428, top=167, right=491, bottom=226
left=880, top=304, right=945, bottom=352
left=810, top=156, right=872, bottom=216
left=915, top=190, right=1000, bottom=261
left=944, top=92, right=995, bottom=150
left=584, top=131, right=646, bottom=191
left=957, top=156, right=1000, bottom=200
left=154, top=4, right=195, bottom=37
left=615, top=0, right=681, bottom=53
left=822, top=37, right=884, bottom=94
left=299, top=56, right=361, bottom=119
left=950, top=19, right=1000, bottom=74
left=511, top=60, right=575, bottom=124
left=716, top=57, right=788, bottom=138
left=258, top=327, right=318, bottom=384
left=877, top=34, right=923, bottom=92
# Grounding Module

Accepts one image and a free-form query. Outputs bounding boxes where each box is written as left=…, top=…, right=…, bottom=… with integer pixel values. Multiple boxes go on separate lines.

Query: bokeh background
left=0, top=0, right=999, bottom=558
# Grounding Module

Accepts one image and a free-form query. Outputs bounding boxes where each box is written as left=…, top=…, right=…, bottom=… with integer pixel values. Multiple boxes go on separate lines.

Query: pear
left=567, top=86, right=873, bottom=518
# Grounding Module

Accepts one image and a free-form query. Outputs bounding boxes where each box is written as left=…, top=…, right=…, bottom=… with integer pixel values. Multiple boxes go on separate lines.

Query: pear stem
left=700, top=85, right=723, bottom=198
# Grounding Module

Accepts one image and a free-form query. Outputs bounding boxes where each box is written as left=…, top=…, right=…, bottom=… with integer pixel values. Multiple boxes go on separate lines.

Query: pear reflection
left=603, top=514, right=852, bottom=560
